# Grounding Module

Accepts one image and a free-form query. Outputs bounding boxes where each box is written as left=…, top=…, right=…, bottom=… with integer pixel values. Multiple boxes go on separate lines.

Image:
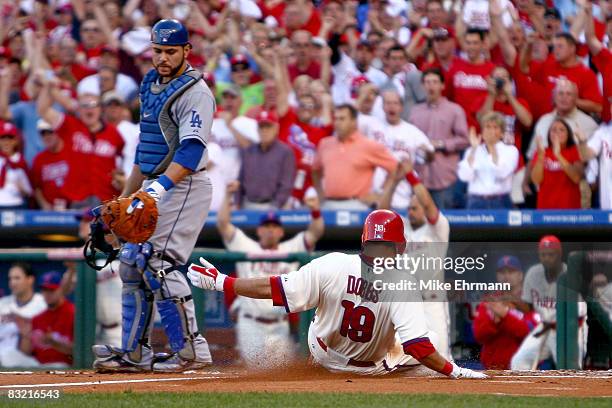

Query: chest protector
left=138, top=69, right=203, bottom=176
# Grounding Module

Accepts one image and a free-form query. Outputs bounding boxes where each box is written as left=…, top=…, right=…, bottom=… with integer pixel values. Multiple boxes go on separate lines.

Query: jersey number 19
left=339, top=300, right=375, bottom=342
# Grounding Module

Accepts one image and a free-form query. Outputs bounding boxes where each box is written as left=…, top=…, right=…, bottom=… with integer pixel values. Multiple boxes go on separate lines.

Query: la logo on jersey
left=374, top=224, right=385, bottom=239
left=190, top=110, right=202, bottom=129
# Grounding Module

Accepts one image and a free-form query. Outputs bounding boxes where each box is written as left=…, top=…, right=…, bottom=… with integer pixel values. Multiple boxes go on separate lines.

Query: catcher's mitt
left=100, top=191, right=158, bottom=243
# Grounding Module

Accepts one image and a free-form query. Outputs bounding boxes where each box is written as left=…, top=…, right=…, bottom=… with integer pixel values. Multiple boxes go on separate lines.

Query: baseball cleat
left=151, top=353, right=212, bottom=373
left=92, top=344, right=123, bottom=359
left=93, top=355, right=153, bottom=373
left=92, top=344, right=154, bottom=373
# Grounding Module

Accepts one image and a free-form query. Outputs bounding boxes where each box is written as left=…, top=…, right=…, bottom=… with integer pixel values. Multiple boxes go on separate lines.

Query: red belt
left=243, top=314, right=288, bottom=325
left=316, top=337, right=375, bottom=368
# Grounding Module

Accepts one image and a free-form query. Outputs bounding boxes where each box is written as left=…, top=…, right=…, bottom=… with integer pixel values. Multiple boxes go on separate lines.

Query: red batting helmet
left=361, top=209, right=406, bottom=254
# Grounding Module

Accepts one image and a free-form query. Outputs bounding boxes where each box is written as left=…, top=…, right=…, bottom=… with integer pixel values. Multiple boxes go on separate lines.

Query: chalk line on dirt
left=0, top=375, right=227, bottom=389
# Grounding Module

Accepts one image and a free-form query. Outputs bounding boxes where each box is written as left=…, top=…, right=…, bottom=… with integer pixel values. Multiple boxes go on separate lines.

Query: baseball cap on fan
left=256, top=110, right=278, bottom=126
left=221, top=83, right=241, bottom=97
left=0, top=121, right=18, bottom=137
left=230, top=54, right=250, bottom=70
left=39, top=271, right=63, bottom=291
left=37, top=119, right=53, bottom=132
left=102, top=91, right=125, bottom=106
left=260, top=211, right=282, bottom=227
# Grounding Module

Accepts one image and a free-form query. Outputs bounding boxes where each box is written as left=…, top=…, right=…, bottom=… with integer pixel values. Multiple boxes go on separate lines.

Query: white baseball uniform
left=510, top=263, right=588, bottom=370
left=0, top=293, right=47, bottom=367
left=270, top=253, right=435, bottom=375
left=95, top=261, right=122, bottom=347
left=224, top=229, right=311, bottom=368
left=210, top=116, right=259, bottom=181
left=368, top=120, right=434, bottom=209
left=403, top=212, right=452, bottom=360
left=587, top=123, right=612, bottom=209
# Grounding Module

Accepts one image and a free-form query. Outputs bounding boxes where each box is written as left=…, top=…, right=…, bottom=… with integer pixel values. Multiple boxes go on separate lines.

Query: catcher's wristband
left=147, top=175, right=175, bottom=200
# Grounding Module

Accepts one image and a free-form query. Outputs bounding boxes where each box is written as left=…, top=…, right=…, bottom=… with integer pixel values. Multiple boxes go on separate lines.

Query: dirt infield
left=1, top=365, right=611, bottom=397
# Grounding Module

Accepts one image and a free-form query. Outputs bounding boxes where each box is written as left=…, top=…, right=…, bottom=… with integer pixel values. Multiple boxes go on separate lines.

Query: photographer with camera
left=477, top=67, right=533, bottom=149
left=477, top=67, right=532, bottom=205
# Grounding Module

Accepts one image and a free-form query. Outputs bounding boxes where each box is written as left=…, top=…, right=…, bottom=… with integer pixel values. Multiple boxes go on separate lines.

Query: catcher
left=89, top=19, right=215, bottom=373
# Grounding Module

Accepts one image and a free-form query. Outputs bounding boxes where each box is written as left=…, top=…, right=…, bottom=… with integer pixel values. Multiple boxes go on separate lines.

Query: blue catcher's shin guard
left=121, top=288, right=154, bottom=353
left=157, top=297, right=189, bottom=352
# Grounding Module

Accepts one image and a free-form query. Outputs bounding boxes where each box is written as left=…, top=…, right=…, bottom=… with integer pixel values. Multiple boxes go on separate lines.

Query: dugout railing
left=0, top=249, right=594, bottom=369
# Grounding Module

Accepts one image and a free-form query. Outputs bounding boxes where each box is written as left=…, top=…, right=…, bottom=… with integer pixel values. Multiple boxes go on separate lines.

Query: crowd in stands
left=0, top=0, right=609, bottom=211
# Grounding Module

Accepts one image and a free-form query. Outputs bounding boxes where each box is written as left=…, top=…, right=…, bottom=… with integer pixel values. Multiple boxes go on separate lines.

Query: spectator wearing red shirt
left=477, top=67, right=533, bottom=165
left=529, top=33, right=603, bottom=117
left=245, top=79, right=278, bottom=119
left=257, top=0, right=285, bottom=23
left=406, top=0, right=454, bottom=65
left=30, top=119, right=74, bottom=210
left=531, top=118, right=584, bottom=209
left=282, top=0, right=322, bottom=37
left=288, top=30, right=324, bottom=82
left=584, top=4, right=612, bottom=123
left=37, top=80, right=124, bottom=205
left=276, top=53, right=333, bottom=206
left=78, top=19, right=105, bottom=71
left=419, top=28, right=460, bottom=75
left=473, top=256, right=537, bottom=369
left=18, top=271, right=74, bottom=367
left=54, top=37, right=96, bottom=82
left=446, top=28, right=495, bottom=128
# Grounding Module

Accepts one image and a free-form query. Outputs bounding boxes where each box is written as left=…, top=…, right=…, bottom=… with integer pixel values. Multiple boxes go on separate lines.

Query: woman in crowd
left=458, top=112, right=519, bottom=209
left=530, top=118, right=584, bottom=209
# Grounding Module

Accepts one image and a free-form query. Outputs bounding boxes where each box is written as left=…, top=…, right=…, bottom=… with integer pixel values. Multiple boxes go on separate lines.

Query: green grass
left=1, top=392, right=610, bottom=408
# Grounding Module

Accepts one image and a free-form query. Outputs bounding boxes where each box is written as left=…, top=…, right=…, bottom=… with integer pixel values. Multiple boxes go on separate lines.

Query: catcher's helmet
left=151, top=19, right=189, bottom=46
left=361, top=209, right=406, bottom=254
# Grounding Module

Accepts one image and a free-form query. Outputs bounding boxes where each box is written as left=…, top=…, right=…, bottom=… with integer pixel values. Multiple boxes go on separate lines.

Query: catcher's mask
left=84, top=206, right=120, bottom=271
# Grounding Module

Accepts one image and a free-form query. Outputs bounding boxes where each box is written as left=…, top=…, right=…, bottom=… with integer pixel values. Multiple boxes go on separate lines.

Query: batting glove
left=449, top=363, right=488, bottom=379
left=187, top=257, right=227, bottom=291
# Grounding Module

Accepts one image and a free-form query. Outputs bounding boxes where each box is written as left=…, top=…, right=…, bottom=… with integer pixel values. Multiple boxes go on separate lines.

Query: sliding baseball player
left=188, top=209, right=486, bottom=378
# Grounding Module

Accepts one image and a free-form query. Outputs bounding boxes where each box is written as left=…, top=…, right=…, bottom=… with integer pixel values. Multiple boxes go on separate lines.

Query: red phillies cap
left=256, top=110, right=278, bottom=125
left=230, top=53, right=249, bottom=67
left=539, top=235, right=561, bottom=251
left=0, top=121, right=18, bottom=137
left=350, top=75, right=370, bottom=98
